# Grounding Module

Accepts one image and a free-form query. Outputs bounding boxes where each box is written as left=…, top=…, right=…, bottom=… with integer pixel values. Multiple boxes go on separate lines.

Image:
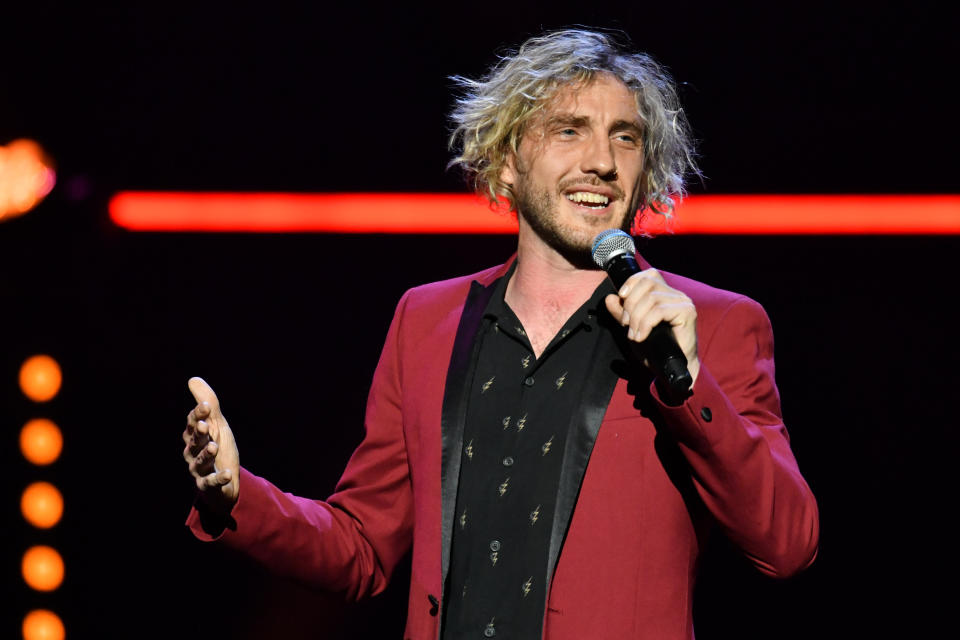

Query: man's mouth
left=565, top=191, right=610, bottom=209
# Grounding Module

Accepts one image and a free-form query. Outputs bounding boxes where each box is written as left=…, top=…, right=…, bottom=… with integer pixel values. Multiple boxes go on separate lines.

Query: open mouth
left=565, top=191, right=610, bottom=209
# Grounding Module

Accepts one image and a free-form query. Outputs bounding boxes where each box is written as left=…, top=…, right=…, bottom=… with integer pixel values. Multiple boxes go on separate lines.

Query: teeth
left=566, top=192, right=609, bottom=205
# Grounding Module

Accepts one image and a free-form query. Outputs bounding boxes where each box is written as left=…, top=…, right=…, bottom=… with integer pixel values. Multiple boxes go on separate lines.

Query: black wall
left=3, top=2, right=957, bottom=638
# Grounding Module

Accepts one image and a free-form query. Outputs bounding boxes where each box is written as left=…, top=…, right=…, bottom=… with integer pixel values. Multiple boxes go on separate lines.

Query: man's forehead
left=540, top=75, right=640, bottom=123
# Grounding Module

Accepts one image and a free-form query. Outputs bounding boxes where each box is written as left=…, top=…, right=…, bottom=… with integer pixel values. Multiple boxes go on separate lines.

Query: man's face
left=501, top=74, right=645, bottom=266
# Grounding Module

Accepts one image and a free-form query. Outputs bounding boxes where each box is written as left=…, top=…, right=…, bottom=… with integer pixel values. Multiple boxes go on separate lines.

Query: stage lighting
left=20, top=418, right=63, bottom=465
left=19, top=355, right=62, bottom=402
left=21, top=545, right=64, bottom=592
left=0, top=139, right=55, bottom=222
left=22, top=609, right=65, bottom=640
left=21, top=482, right=64, bottom=529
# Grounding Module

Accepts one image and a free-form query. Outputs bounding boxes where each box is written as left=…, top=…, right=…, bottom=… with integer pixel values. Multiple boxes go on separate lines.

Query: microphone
left=591, top=229, right=692, bottom=401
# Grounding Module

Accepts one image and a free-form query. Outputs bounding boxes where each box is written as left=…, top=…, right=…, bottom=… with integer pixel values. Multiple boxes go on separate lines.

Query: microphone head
left=591, top=229, right=636, bottom=269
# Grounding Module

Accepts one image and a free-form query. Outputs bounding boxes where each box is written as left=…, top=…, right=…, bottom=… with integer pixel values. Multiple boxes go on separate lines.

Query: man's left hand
left=604, top=268, right=700, bottom=387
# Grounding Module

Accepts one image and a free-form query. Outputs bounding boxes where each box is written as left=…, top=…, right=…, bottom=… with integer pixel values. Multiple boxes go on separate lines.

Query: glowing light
left=22, top=610, right=65, bottom=640
left=110, top=192, right=517, bottom=233
left=0, top=139, right=56, bottom=222
left=109, top=192, right=960, bottom=234
left=639, top=194, right=960, bottom=234
left=22, top=545, right=65, bottom=591
left=19, top=355, right=62, bottom=402
left=21, top=482, right=64, bottom=529
left=20, top=419, right=63, bottom=465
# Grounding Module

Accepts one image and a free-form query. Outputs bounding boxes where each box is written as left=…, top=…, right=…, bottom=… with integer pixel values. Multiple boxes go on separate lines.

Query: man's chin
left=546, top=233, right=604, bottom=270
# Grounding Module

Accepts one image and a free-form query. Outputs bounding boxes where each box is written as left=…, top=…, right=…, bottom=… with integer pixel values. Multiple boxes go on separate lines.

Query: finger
left=632, top=301, right=693, bottom=343
left=184, top=403, right=212, bottom=448
left=196, top=468, right=232, bottom=491
left=626, top=295, right=660, bottom=341
left=188, top=420, right=212, bottom=457
left=615, top=275, right=657, bottom=328
left=188, top=377, right=221, bottom=414
left=617, top=269, right=664, bottom=298
left=629, top=305, right=666, bottom=343
left=189, top=402, right=211, bottom=424
left=191, top=440, right=219, bottom=475
left=604, top=294, right=625, bottom=323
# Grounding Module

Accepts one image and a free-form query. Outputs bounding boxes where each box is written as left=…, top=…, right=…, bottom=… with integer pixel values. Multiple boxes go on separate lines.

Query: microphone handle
left=606, top=253, right=693, bottom=402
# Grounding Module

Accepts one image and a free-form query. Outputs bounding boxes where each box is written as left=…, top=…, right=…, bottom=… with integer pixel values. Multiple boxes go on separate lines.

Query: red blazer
left=188, top=256, right=819, bottom=639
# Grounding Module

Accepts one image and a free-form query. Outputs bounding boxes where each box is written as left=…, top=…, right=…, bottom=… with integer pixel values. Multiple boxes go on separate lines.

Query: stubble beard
left=514, top=179, right=633, bottom=270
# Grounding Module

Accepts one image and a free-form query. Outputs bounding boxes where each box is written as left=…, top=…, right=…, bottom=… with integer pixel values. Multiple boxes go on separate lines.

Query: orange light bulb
left=21, top=482, right=64, bottom=528
left=19, top=355, right=62, bottom=402
left=0, top=138, right=56, bottom=223
left=22, top=545, right=65, bottom=591
left=20, top=419, right=63, bottom=465
left=22, top=609, right=65, bottom=640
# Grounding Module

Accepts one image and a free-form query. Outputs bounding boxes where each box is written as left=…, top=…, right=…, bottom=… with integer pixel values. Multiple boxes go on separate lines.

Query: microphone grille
left=591, top=229, right=636, bottom=269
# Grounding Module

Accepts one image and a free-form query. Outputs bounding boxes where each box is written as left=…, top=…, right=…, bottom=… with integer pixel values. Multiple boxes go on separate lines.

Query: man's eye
left=559, top=128, right=578, bottom=136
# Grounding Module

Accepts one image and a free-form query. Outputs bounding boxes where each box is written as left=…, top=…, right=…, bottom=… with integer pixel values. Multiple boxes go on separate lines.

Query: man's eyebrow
left=543, top=113, right=589, bottom=128
left=610, top=119, right=644, bottom=136
left=542, top=113, right=644, bottom=135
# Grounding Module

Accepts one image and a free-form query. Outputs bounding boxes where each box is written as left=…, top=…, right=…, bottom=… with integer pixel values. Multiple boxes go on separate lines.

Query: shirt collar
left=482, top=260, right=616, bottom=331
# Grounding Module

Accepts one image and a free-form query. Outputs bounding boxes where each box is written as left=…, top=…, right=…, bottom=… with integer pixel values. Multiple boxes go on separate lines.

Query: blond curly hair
left=448, top=29, right=699, bottom=228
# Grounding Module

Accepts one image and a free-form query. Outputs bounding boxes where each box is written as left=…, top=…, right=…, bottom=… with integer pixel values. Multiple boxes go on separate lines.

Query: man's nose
left=580, top=135, right=617, bottom=179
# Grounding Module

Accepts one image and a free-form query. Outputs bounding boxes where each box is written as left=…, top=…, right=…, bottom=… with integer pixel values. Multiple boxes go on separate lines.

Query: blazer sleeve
left=650, top=296, right=819, bottom=578
left=185, top=291, right=415, bottom=601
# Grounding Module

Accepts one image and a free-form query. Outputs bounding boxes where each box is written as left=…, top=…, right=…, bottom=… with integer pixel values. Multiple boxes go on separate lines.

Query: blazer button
left=484, top=622, right=497, bottom=637
left=700, top=407, right=713, bottom=422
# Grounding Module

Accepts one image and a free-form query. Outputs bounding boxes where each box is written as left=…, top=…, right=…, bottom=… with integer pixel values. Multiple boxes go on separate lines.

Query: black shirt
left=442, top=270, right=614, bottom=640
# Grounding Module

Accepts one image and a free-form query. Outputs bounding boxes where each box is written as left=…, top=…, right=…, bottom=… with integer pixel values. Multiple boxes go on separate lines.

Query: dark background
left=2, top=1, right=957, bottom=638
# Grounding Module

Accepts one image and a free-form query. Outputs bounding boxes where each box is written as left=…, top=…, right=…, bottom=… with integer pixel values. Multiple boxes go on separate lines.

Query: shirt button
left=700, top=407, right=713, bottom=422
left=484, top=623, right=496, bottom=637
left=502, top=456, right=514, bottom=467
left=489, top=540, right=501, bottom=552
left=524, top=376, right=535, bottom=387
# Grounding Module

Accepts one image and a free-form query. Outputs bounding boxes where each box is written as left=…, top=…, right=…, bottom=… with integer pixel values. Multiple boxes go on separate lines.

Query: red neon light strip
left=109, top=192, right=960, bottom=234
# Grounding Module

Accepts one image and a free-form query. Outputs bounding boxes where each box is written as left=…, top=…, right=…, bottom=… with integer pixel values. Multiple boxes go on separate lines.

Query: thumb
left=188, top=376, right=221, bottom=414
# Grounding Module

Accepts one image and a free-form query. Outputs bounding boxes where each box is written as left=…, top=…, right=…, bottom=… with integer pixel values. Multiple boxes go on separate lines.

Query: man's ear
left=499, top=152, right=518, bottom=187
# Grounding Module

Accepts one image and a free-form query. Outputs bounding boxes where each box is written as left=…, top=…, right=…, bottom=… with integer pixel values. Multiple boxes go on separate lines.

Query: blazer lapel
left=439, top=271, right=504, bottom=592
left=545, top=301, right=624, bottom=588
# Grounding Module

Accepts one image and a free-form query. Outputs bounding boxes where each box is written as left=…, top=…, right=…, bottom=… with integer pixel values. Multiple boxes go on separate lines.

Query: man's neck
left=504, top=231, right=608, bottom=358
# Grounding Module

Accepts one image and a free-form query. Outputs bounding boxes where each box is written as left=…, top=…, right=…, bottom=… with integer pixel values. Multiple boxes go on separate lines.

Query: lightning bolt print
left=522, top=577, right=533, bottom=598
left=481, top=376, right=495, bottom=393
left=542, top=435, right=554, bottom=456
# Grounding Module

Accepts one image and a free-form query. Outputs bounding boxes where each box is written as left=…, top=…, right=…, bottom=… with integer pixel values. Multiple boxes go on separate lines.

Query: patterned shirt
left=442, top=271, right=614, bottom=640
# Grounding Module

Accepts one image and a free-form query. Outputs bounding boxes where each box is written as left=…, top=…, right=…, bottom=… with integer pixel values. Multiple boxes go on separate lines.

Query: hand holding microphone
left=592, top=230, right=699, bottom=402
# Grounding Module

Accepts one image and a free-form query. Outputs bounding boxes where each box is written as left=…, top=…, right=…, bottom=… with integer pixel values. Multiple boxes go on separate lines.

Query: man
left=183, top=29, right=819, bottom=639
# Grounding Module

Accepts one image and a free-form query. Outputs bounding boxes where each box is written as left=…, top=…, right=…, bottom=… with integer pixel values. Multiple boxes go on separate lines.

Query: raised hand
left=183, top=376, right=240, bottom=511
